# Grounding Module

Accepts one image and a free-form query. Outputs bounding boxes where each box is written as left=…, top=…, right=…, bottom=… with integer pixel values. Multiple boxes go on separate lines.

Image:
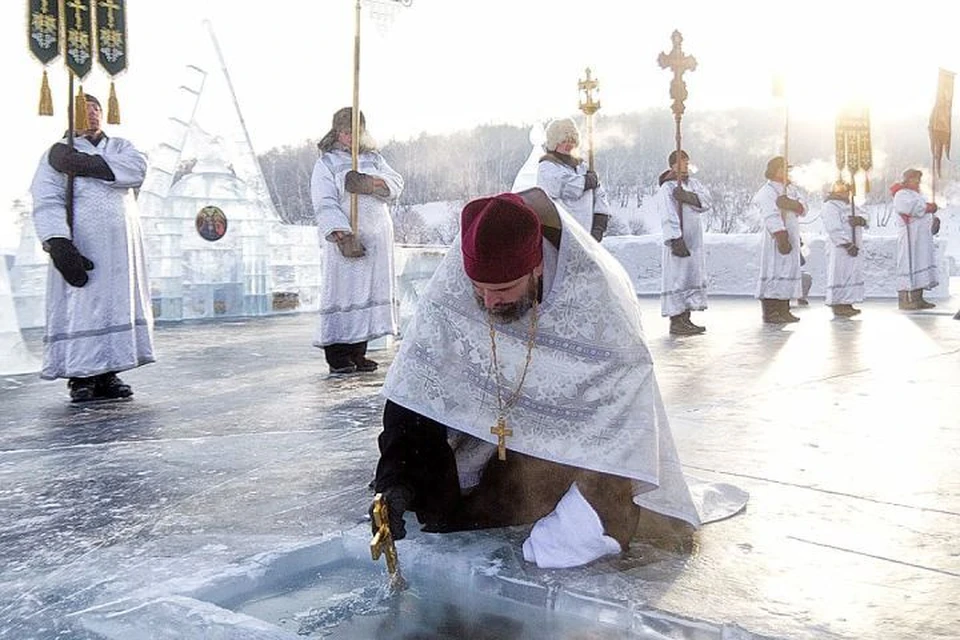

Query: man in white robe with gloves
left=536, top=118, right=612, bottom=242
left=821, top=181, right=867, bottom=317
left=656, top=149, right=711, bottom=335
left=311, top=108, right=404, bottom=374
left=753, top=156, right=807, bottom=324
left=371, top=189, right=746, bottom=569
left=29, top=94, right=153, bottom=402
left=891, top=168, right=939, bottom=310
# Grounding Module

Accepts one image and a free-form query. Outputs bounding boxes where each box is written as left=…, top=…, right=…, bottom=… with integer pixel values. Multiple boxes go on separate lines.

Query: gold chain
left=488, top=299, right=539, bottom=426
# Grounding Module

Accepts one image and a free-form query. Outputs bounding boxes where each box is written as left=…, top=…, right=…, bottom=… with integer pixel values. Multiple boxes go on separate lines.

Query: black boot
left=67, top=377, right=98, bottom=403
left=350, top=342, right=379, bottom=372
left=325, top=344, right=358, bottom=374
left=95, top=372, right=133, bottom=399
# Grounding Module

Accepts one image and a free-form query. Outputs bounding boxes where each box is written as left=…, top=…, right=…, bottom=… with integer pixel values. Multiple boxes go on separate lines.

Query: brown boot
left=761, top=299, right=777, bottom=323
left=832, top=304, right=860, bottom=318
left=914, top=289, right=935, bottom=309
left=898, top=290, right=920, bottom=310
left=778, top=299, right=800, bottom=323
left=680, top=311, right=706, bottom=334
left=670, top=314, right=702, bottom=335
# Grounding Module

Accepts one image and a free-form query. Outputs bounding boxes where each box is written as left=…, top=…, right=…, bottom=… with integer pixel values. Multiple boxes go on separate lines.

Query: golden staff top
left=929, top=68, right=955, bottom=181
left=577, top=67, right=600, bottom=171
left=28, top=0, right=129, bottom=124
left=657, top=30, right=697, bottom=153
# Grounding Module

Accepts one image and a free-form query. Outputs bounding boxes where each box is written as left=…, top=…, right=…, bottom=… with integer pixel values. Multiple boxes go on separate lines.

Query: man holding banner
left=891, top=169, right=939, bottom=310
left=29, top=93, right=153, bottom=402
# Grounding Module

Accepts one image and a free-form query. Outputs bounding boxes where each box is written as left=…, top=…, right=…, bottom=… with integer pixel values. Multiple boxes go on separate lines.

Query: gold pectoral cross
left=491, top=416, right=512, bottom=461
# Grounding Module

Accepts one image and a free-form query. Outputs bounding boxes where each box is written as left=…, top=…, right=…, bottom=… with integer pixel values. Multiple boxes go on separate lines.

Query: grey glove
left=932, top=216, right=941, bottom=235
left=48, top=143, right=115, bottom=180
left=669, top=237, right=691, bottom=258
left=583, top=170, right=599, bottom=191
left=590, top=213, right=609, bottom=242
left=673, top=186, right=701, bottom=207
left=45, top=237, right=95, bottom=287
left=775, top=194, right=804, bottom=214
left=369, top=485, right=413, bottom=541
left=774, top=230, right=793, bottom=255
left=845, top=243, right=859, bottom=257
left=849, top=215, right=868, bottom=227
left=345, top=170, right=389, bottom=196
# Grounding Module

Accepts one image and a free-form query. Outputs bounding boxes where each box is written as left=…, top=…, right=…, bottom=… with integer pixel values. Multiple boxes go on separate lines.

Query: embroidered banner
left=27, top=0, right=60, bottom=65
left=64, top=0, right=94, bottom=79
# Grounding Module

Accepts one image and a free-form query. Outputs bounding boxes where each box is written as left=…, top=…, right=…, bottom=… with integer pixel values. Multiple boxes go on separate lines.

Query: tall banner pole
left=658, top=30, right=696, bottom=233
left=835, top=106, right=873, bottom=249
left=350, top=0, right=362, bottom=236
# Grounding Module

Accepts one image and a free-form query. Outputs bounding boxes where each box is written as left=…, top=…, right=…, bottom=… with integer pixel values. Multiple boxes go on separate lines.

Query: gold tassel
left=107, top=81, right=121, bottom=125
left=74, top=86, right=90, bottom=132
left=38, top=70, right=54, bottom=116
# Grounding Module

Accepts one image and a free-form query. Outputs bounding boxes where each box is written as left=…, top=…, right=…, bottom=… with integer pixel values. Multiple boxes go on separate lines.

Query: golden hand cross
left=491, top=416, right=512, bottom=461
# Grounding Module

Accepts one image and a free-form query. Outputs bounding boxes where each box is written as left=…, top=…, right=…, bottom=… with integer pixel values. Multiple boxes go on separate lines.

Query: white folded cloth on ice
left=521, top=482, right=622, bottom=569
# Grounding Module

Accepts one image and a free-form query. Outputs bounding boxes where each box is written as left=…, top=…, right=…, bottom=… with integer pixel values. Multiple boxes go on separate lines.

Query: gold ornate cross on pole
left=370, top=493, right=407, bottom=591
left=658, top=30, right=696, bottom=231
left=491, top=416, right=512, bottom=461
left=578, top=67, right=600, bottom=172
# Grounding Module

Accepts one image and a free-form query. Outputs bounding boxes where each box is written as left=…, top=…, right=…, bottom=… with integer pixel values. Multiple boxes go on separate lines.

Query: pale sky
left=3, top=0, right=958, bottom=230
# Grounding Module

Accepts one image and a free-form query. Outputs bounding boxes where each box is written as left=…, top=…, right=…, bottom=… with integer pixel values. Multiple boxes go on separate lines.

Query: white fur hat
left=544, top=118, right=580, bottom=151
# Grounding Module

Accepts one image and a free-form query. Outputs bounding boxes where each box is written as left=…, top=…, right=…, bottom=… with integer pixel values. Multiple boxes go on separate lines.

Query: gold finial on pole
left=370, top=493, right=407, bottom=591
left=658, top=30, right=696, bottom=232
left=578, top=67, right=600, bottom=171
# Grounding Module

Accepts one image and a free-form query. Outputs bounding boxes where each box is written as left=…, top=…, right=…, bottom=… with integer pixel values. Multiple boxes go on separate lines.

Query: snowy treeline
left=253, top=107, right=953, bottom=241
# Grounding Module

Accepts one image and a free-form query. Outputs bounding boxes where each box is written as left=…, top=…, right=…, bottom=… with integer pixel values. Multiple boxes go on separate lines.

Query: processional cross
left=491, top=416, right=513, bottom=461
left=658, top=30, right=696, bottom=231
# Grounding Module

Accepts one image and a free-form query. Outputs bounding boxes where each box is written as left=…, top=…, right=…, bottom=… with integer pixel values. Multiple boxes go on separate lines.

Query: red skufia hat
left=461, top=193, right=543, bottom=284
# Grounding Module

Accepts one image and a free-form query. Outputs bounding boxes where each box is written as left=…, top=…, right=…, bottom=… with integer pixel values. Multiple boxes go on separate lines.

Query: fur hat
left=901, top=168, right=922, bottom=182
left=461, top=193, right=543, bottom=284
left=317, top=107, right=376, bottom=153
left=544, top=118, right=580, bottom=151
left=765, top=156, right=791, bottom=180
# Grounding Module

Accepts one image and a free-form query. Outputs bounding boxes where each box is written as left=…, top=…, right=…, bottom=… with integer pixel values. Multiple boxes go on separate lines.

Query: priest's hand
left=45, top=237, right=95, bottom=287
left=932, top=216, right=941, bottom=235
left=844, top=243, right=859, bottom=257
left=773, top=230, right=792, bottom=255
left=48, top=143, right=115, bottom=180
left=345, top=170, right=389, bottom=196
left=775, top=195, right=804, bottom=214
left=583, top=170, right=599, bottom=191
left=669, top=237, right=691, bottom=258
left=370, top=486, right=413, bottom=541
left=673, top=186, right=701, bottom=207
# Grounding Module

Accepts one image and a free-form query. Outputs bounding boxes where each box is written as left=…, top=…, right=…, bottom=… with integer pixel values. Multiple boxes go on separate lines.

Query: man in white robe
left=821, top=181, right=867, bottom=317
left=536, top=118, right=611, bottom=241
left=311, top=108, right=404, bottom=374
left=655, top=150, right=711, bottom=335
left=29, top=94, right=153, bottom=402
left=372, top=189, right=746, bottom=569
left=891, top=168, right=939, bottom=310
left=753, top=156, right=807, bottom=324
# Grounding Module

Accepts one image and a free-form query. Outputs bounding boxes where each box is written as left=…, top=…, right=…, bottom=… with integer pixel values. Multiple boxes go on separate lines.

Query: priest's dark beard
left=476, top=276, right=540, bottom=324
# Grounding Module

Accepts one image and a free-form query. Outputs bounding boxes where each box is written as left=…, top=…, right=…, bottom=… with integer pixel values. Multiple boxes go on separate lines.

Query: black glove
left=775, top=194, right=804, bottom=214
left=45, top=237, right=95, bottom=287
left=673, top=186, right=701, bottom=207
left=48, top=143, right=115, bottom=180
left=932, top=216, right=941, bottom=235
left=773, top=230, right=792, bottom=255
left=845, top=243, right=859, bottom=257
left=344, top=170, right=389, bottom=196
left=669, top=237, right=691, bottom=258
left=849, top=215, right=868, bottom=227
left=590, top=213, right=609, bottom=242
left=583, top=170, right=599, bottom=191
left=369, top=485, right=413, bottom=541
